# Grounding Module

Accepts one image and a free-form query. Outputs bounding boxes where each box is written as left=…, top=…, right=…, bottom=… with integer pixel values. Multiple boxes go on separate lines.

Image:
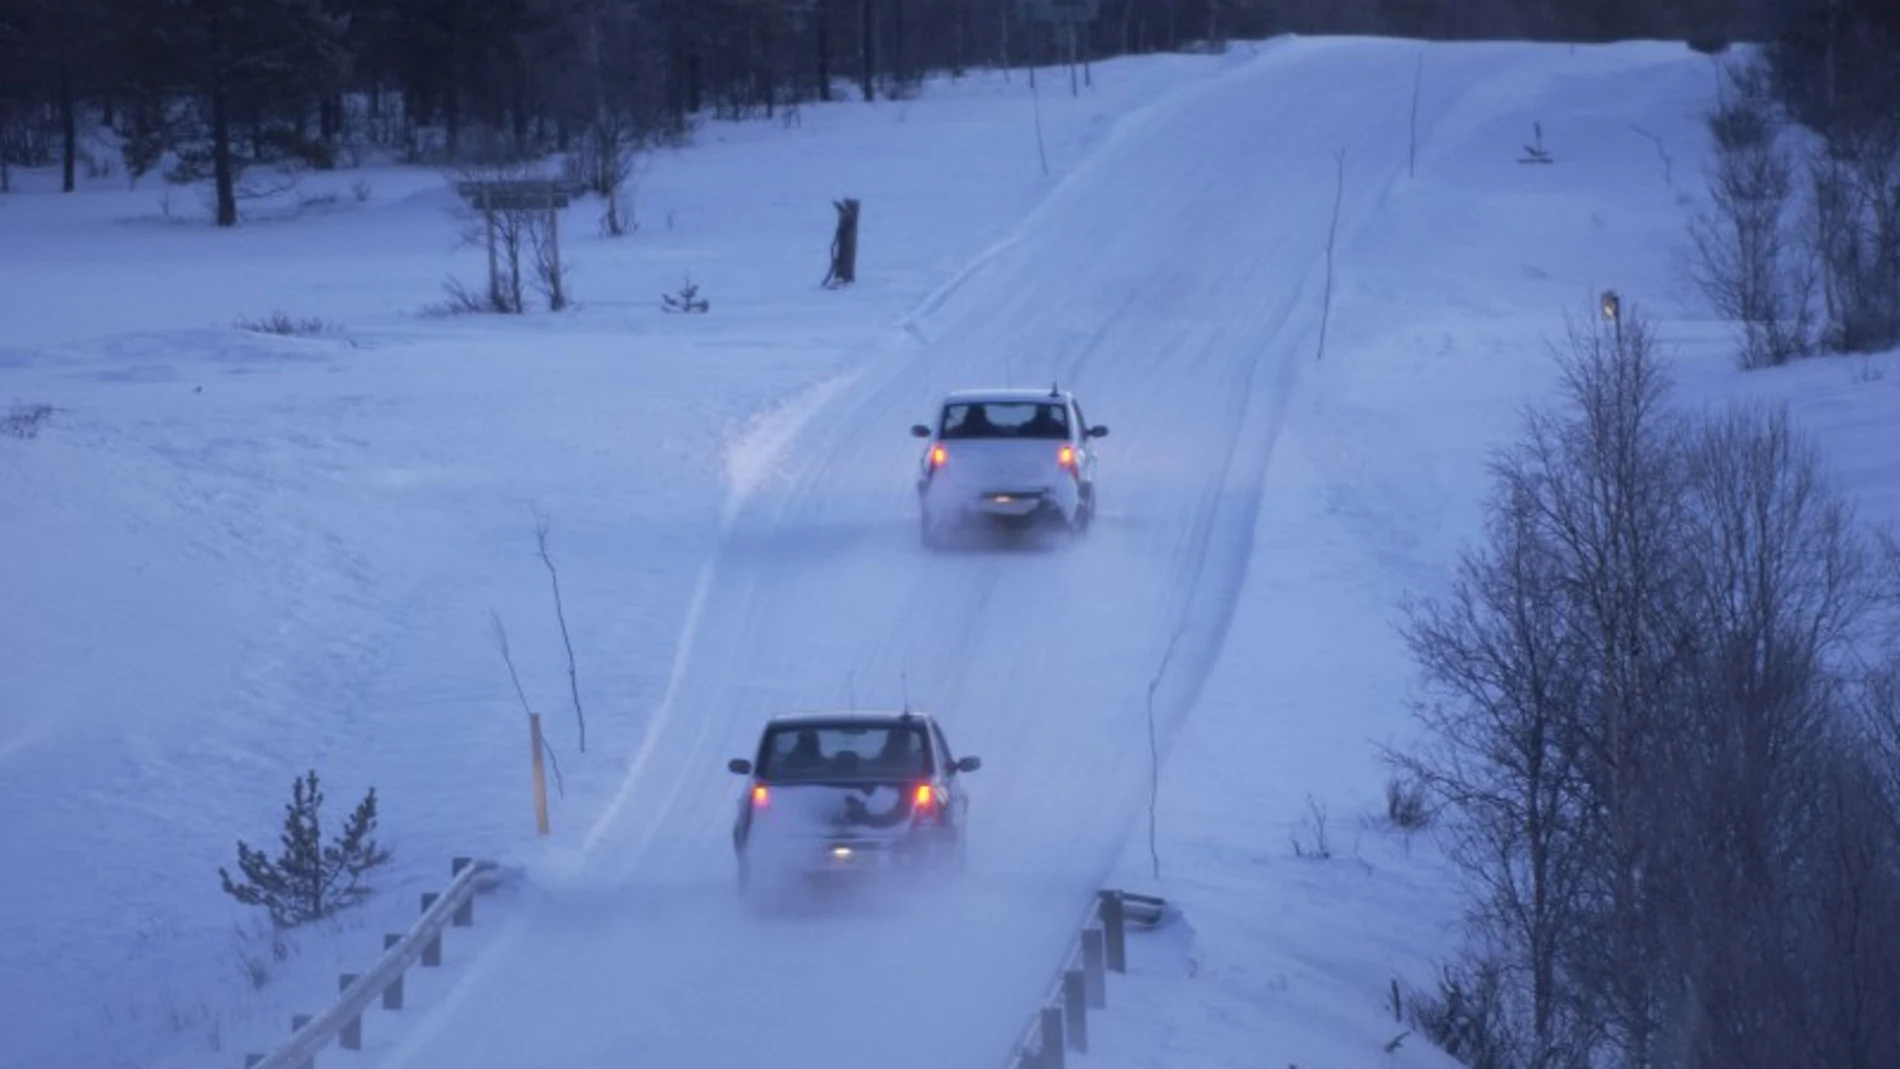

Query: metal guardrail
left=239, top=862, right=1153, bottom=1069
left=1004, top=889, right=1166, bottom=1069
left=242, top=856, right=503, bottom=1069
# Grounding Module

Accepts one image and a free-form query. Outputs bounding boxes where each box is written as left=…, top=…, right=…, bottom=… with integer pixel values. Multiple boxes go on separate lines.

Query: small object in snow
left=661, top=279, right=709, bottom=313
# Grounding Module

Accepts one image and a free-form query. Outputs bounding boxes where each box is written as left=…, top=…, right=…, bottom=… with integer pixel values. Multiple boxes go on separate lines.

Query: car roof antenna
left=900, top=670, right=911, bottom=717
left=1049, top=379, right=1060, bottom=398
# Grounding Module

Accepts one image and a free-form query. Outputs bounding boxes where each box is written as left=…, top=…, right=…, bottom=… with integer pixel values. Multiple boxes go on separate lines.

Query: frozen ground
left=2, top=33, right=1896, bottom=1069
left=1085, top=41, right=1900, bottom=1069
left=0, top=49, right=1258, bottom=1069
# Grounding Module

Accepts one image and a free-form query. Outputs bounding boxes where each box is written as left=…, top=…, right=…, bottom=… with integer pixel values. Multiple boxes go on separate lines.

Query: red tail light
left=1057, top=445, right=1077, bottom=472
left=929, top=445, right=948, bottom=469
left=913, top=783, right=936, bottom=810
left=751, top=785, right=769, bottom=808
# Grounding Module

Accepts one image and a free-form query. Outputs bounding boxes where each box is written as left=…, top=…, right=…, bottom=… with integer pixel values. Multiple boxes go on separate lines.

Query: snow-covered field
left=2, top=33, right=1895, bottom=1069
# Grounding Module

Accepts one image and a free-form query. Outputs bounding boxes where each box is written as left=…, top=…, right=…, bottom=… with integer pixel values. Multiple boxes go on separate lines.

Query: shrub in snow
left=1404, top=959, right=1517, bottom=1069
left=2, top=402, right=53, bottom=440
left=1686, top=58, right=1814, bottom=370
left=1385, top=773, right=1430, bottom=831
left=1289, top=793, right=1333, bottom=860
left=661, top=278, right=709, bottom=313
left=1517, top=120, right=1552, bottom=164
left=219, top=770, right=392, bottom=929
left=238, top=311, right=330, bottom=336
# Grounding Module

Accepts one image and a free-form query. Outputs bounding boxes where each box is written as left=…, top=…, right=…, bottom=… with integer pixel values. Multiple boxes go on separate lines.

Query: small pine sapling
left=1519, top=121, right=1553, bottom=164
left=661, top=277, right=709, bottom=313
left=219, top=770, right=392, bottom=929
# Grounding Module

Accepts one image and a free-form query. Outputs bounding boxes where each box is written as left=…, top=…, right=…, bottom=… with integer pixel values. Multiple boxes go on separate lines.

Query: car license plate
left=829, top=844, right=881, bottom=867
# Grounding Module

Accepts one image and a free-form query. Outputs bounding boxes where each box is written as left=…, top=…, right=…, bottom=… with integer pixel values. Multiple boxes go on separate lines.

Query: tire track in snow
left=373, top=38, right=1524, bottom=1069
left=582, top=365, right=868, bottom=857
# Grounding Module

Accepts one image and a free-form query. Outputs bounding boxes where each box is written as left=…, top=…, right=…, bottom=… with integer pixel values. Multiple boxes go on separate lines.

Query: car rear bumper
left=743, top=831, right=954, bottom=878
left=970, top=490, right=1058, bottom=517
left=924, top=482, right=1079, bottom=525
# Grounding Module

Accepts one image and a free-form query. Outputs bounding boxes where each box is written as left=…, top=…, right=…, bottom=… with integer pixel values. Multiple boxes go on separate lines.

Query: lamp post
left=1600, top=289, right=1622, bottom=345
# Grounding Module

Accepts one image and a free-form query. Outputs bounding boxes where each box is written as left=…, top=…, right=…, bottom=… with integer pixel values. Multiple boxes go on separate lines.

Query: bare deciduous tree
left=1400, top=300, right=1900, bottom=1069
left=1688, top=58, right=1815, bottom=369
left=1645, top=401, right=1877, bottom=1067
left=1807, top=138, right=1900, bottom=354
left=573, top=111, right=647, bottom=238
left=1396, top=468, right=1595, bottom=1066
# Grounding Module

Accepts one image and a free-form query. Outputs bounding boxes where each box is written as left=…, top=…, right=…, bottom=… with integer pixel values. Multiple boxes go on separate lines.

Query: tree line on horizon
left=0, top=0, right=1890, bottom=224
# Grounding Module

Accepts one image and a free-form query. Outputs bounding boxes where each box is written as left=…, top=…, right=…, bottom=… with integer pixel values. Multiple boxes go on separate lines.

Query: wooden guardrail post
left=289, top=1016, right=313, bottom=1069
left=1039, top=1005, right=1065, bottom=1069
left=338, top=975, right=362, bottom=1049
left=1097, top=890, right=1126, bottom=972
left=1062, top=969, right=1088, bottom=1053
left=383, top=935, right=404, bottom=1008
left=238, top=857, right=498, bottom=1069
left=420, top=892, right=442, bottom=965
left=452, top=857, right=476, bottom=926
left=1080, top=926, right=1106, bottom=1008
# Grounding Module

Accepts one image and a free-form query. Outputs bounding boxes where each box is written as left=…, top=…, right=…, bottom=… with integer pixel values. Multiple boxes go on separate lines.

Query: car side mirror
left=911, top=424, right=932, bottom=438
left=728, top=758, right=752, bottom=775
left=955, top=756, right=982, bottom=773
left=1087, top=425, right=1109, bottom=438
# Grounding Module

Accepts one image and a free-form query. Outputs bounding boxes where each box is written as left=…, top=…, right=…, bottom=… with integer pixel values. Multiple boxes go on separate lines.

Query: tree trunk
left=669, top=0, right=702, bottom=121
left=212, top=85, right=237, bottom=227
left=859, top=0, right=876, bottom=100
left=742, top=4, right=771, bottom=116
left=953, top=0, right=968, bottom=75
left=893, top=0, right=906, bottom=88
left=816, top=0, right=832, bottom=100
left=512, top=57, right=530, bottom=154
left=58, top=54, right=77, bottom=192
left=319, top=93, right=341, bottom=142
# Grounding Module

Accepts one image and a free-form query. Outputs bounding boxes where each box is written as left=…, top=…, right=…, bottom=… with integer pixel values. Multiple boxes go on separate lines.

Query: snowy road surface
left=372, top=38, right=1500, bottom=1069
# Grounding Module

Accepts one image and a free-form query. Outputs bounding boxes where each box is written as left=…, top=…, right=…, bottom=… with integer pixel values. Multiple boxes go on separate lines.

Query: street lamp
left=1600, top=288, right=1622, bottom=344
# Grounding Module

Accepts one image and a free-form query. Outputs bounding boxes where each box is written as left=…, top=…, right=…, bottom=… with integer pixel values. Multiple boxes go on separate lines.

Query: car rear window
left=941, top=402, right=1069, bottom=440
left=758, top=723, right=933, bottom=781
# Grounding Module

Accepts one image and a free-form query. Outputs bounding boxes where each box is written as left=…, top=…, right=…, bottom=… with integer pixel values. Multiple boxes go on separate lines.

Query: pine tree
left=219, top=769, right=392, bottom=929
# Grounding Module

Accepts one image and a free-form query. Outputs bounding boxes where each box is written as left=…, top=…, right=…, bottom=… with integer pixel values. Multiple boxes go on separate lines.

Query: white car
left=910, top=385, right=1107, bottom=548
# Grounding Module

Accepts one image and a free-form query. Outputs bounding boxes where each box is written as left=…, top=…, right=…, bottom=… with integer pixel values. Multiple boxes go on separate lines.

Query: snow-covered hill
left=1, top=34, right=1893, bottom=1069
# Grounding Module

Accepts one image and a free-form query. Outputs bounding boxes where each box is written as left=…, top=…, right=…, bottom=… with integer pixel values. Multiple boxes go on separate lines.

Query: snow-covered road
left=370, top=39, right=1504, bottom=1069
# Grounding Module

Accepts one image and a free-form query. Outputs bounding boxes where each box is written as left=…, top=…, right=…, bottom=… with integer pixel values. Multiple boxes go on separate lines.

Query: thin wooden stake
left=530, top=712, right=551, bottom=835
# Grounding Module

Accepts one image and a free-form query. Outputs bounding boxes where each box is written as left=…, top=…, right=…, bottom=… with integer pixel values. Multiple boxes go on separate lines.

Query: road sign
left=454, top=178, right=588, bottom=212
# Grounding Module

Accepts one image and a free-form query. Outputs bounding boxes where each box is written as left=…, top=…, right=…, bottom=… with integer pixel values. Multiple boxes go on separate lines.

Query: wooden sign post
left=453, top=178, right=587, bottom=312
